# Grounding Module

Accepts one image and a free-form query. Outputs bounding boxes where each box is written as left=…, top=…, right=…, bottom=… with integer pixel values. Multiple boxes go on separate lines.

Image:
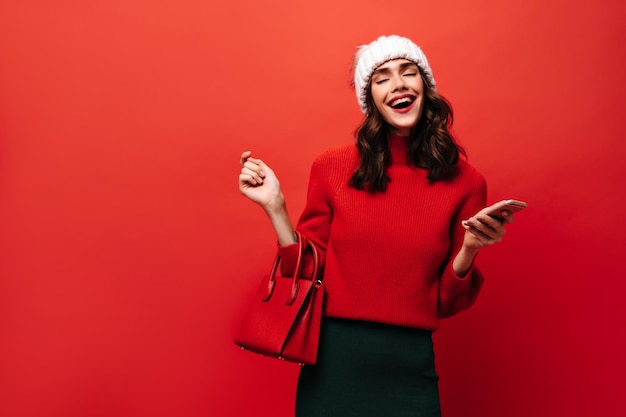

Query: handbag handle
left=309, top=238, right=320, bottom=284
left=284, top=235, right=321, bottom=305
left=262, top=231, right=319, bottom=306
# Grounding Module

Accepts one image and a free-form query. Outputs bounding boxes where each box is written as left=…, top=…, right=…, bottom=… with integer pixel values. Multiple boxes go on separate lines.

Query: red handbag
left=234, top=232, right=324, bottom=366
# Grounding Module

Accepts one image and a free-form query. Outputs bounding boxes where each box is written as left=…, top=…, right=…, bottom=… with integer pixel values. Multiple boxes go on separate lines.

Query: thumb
left=240, top=150, right=253, bottom=166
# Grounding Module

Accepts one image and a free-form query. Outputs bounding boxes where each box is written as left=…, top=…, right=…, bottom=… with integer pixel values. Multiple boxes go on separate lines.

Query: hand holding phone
left=486, top=199, right=527, bottom=221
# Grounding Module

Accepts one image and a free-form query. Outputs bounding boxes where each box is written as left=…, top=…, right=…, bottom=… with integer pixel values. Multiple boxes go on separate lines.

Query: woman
left=238, top=35, right=515, bottom=417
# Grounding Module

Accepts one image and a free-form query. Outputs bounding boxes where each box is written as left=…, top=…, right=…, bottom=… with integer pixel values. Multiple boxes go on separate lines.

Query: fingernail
left=259, top=171, right=265, bottom=177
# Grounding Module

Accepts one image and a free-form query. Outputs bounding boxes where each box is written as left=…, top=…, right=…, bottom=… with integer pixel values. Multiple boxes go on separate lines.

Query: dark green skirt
left=296, top=318, right=441, bottom=417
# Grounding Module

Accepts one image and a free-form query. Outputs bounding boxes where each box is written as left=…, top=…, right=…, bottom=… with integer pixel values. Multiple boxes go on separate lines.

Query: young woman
left=238, top=35, right=515, bottom=417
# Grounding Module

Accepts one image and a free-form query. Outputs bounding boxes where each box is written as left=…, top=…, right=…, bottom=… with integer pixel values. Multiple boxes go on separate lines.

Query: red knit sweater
left=278, top=135, right=487, bottom=330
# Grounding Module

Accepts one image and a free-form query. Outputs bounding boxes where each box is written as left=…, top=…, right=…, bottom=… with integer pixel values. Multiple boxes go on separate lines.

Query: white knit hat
left=354, top=35, right=436, bottom=115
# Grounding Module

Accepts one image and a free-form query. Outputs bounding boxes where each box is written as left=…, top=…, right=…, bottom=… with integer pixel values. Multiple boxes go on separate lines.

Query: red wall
left=1, top=1, right=624, bottom=416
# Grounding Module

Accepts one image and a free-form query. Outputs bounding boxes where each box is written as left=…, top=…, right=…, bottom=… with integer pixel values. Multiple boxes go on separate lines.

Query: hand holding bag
left=234, top=232, right=324, bottom=365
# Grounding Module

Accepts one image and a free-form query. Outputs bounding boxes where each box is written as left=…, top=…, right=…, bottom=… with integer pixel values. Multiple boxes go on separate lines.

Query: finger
left=476, top=213, right=510, bottom=241
left=475, top=214, right=503, bottom=231
left=486, top=210, right=514, bottom=224
left=242, top=160, right=263, bottom=175
left=462, top=220, right=493, bottom=242
left=464, top=219, right=500, bottom=240
left=501, top=211, right=515, bottom=224
left=245, top=157, right=265, bottom=167
left=240, top=150, right=252, bottom=166
left=241, top=167, right=264, bottom=184
left=239, top=173, right=262, bottom=187
left=246, top=158, right=271, bottom=178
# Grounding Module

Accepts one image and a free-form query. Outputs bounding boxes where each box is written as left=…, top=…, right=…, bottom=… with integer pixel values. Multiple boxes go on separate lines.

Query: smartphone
left=487, top=199, right=528, bottom=219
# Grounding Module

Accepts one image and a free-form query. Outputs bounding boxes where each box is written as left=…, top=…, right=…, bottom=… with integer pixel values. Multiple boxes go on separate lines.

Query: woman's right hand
left=238, top=151, right=283, bottom=210
left=238, top=151, right=297, bottom=245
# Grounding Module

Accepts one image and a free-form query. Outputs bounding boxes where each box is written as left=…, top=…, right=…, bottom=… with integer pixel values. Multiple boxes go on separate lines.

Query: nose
left=390, top=74, right=407, bottom=92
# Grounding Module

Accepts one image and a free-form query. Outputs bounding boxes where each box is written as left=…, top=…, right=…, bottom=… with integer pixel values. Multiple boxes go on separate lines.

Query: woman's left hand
left=461, top=201, right=515, bottom=251
left=452, top=200, right=516, bottom=277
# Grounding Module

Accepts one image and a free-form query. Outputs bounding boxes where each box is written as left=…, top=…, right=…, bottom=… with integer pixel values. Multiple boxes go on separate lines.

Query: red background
left=1, top=1, right=625, bottom=416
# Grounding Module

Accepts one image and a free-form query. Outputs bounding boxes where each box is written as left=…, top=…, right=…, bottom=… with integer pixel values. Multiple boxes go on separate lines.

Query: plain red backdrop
left=1, top=1, right=625, bottom=416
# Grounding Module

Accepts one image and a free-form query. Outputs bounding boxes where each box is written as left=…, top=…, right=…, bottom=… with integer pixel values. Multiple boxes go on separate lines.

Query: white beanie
left=353, top=35, right=436, bottom=115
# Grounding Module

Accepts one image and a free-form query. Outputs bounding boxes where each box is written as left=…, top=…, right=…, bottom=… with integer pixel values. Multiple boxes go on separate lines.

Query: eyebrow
left=372, top=62, right=419, bottom=76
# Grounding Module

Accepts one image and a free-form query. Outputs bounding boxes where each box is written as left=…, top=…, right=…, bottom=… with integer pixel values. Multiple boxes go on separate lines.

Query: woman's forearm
left=452, top=246, right=480, bottom=278
left=263, top=194, right=297, bottom=246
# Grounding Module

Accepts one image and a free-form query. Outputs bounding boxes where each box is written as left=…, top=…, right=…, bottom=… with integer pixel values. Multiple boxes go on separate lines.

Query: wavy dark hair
left=349, top=71, right=466, bottom=192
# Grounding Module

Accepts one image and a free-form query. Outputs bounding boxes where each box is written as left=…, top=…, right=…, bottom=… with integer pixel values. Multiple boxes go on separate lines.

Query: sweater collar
left=388, top=134, right=410, bottom=165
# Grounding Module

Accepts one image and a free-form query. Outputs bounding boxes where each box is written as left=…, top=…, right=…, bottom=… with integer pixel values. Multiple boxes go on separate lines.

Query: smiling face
left=369, top=58, right=425, bottom=137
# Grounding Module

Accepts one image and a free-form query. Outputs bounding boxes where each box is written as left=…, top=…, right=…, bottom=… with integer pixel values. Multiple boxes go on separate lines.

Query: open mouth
left=388, top=95, right=415, bottom=110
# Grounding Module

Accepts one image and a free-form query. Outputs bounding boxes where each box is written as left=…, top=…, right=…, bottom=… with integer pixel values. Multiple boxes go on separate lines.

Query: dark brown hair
left=349, top=71, right=466, bottom=192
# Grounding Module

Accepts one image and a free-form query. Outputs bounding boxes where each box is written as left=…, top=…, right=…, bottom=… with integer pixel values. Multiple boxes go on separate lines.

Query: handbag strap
left=263, top=231, right=304, bottom=301
left=262, top=231, right=320, bottom=306
left=309, top=238, right=320, bottom=284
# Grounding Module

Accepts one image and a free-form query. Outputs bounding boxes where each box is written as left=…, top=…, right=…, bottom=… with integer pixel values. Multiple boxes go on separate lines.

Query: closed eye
left=375, top=78, right=389, bottom=84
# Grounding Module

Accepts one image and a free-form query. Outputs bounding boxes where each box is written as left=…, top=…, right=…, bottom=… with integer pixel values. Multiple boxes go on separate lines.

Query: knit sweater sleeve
left=276, top=150, right=336, bottom=279
left=438, top=167, right=487, bottom=319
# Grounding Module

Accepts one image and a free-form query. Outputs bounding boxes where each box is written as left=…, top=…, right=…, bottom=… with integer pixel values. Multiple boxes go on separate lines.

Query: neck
left=391, top=127, right=411, bottom=137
